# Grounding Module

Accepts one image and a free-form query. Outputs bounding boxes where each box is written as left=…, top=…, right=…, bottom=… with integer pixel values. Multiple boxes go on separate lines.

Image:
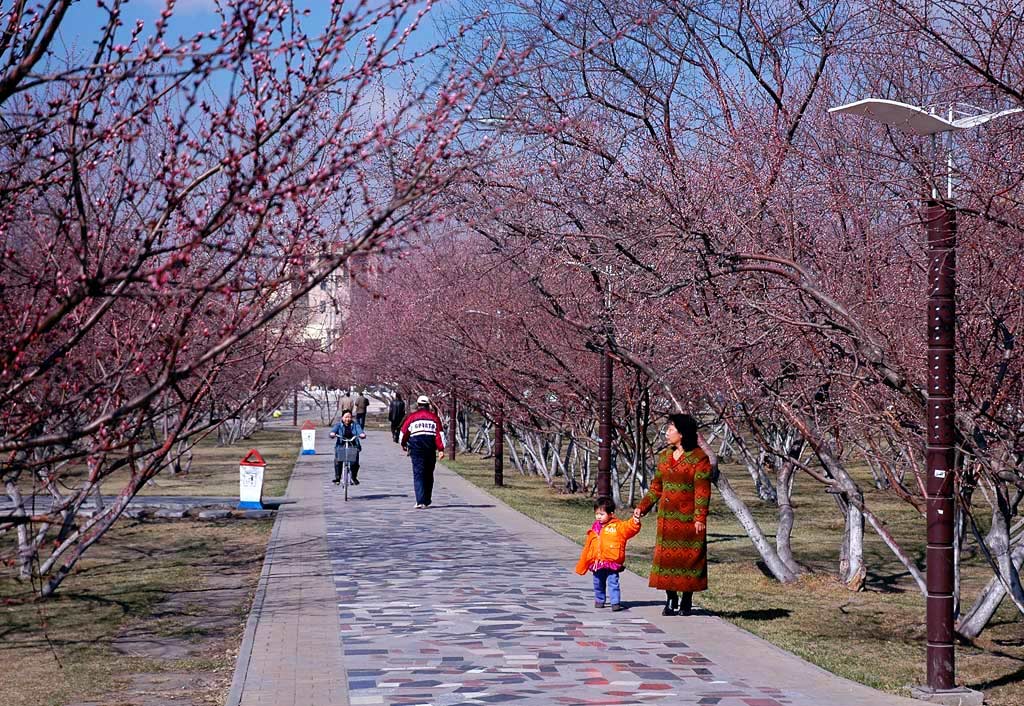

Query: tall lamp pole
left=829, top=98, right=1019, bottom=705
left=464, top=308, right=508, bottom=478
left=448, top=389, right=457, bottom=461
left=494, top=407, right=504, bottom=487
left=596, top=348, right=613, bottom=498
left=596, top=269, right=614, bottom=499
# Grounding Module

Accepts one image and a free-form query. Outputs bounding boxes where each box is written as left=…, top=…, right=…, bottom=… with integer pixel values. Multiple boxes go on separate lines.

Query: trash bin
left=301, top=420, right=316, bottom=455
left=238, top=449, right=266, bottom=509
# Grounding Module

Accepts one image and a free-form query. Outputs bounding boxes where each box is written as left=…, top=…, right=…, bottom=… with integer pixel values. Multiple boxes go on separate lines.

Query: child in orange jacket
left=575, top=496, right=641, bottom=611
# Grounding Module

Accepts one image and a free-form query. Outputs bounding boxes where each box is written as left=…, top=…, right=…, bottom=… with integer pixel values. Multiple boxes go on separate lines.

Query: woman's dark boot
left=679, top=592, right=693, bottom=616
left=662, top=591, right=678, bottom=616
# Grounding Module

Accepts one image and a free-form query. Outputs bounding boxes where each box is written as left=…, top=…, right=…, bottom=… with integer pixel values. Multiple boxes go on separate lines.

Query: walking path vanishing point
left=227, top=427, right=927, bottom=706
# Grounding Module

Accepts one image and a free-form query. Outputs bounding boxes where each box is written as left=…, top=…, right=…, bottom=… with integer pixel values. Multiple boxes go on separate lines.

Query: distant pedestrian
left=354, top=390, right=370, bottom=428
left=634, top=413, right=712, bottom=616
left=338, top=389, right=354, bottom=415
left=387, top=395, right=406, bottom=443
left=399, top=395, right=444, bottom=509
left=329, top=410, right=366, bottom=485
left=575, top=496, right=641, bottom=611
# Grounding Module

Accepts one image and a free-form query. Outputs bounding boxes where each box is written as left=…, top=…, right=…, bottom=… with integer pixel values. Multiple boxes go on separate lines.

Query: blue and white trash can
left=301, top=420, right=317, bottom=455
left=238, top=449, right=266, bottom=509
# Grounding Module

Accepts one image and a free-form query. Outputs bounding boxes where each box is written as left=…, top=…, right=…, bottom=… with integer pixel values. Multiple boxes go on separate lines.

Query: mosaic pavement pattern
left=324, top=442, right=793, bottom=706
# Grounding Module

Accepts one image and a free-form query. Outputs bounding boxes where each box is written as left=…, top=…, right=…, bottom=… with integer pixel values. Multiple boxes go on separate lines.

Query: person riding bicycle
left=329, top=410, right=366, bottom=485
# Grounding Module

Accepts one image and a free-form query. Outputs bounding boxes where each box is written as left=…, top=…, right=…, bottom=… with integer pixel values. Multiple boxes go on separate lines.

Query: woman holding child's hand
left=635, top=413, right=713, bottom=616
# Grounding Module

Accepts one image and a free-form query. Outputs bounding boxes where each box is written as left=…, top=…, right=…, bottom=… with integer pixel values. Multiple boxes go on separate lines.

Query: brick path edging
left=223, top=468, right=291, bottom=706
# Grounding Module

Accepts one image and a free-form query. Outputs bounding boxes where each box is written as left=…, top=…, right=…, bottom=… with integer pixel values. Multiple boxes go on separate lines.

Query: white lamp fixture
left=830, top=99, right=1023, bottom=199
left=829, top=98, right=1022, bottom=136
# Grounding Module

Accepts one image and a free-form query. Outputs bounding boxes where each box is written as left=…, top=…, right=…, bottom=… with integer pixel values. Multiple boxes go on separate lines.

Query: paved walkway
left=228, top=428, right=926, bottom=706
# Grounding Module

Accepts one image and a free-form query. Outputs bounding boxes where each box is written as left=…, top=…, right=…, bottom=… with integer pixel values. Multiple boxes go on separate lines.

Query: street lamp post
left=448, top=389, right=457, bottom=461
left=596, top=347, right=613, bottom=498
left=464, top=308, right=507, bottom=486
left=829, top=98, right=1019, bottom=705
left=596, top=266, right=617, bottom=499
left=494, top=407, right=504, bottom=487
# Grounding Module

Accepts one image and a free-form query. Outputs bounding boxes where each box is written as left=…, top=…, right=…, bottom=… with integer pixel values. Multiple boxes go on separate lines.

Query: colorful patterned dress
left=637, top=447, right=713, bottom=591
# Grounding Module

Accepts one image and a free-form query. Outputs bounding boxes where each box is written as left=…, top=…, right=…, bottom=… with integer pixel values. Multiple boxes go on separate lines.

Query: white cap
left=416, top=395, right=430, bottom=405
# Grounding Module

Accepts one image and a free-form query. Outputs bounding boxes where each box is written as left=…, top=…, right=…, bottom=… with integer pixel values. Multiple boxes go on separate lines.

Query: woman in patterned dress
left=634, top=413, right=712, bottom=616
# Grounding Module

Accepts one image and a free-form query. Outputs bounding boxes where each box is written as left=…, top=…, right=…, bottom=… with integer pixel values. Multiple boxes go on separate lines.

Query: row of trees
left=335, top=0, right=1024, bottom=639
left=3, top=1, right=1021, bottom=642
left=0, top=0, right=521, bottom=597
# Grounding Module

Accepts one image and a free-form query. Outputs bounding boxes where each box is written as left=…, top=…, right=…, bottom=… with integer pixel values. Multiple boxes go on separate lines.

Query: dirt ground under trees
left=1, top=518, right=272, bottom=706
left=1, top=427, right=301, bottom=706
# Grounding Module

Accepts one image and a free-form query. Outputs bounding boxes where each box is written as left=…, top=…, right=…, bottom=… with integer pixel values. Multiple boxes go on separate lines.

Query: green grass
left=444, top=451, right=1024, bottom=705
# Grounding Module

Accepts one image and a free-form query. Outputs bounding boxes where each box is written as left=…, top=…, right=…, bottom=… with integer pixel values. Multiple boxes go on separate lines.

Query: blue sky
left=61, top=0, right=446, bottom=59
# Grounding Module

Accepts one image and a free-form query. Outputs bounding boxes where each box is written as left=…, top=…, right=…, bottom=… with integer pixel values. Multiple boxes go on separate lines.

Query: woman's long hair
left=667, top=413, right=699, bottom=451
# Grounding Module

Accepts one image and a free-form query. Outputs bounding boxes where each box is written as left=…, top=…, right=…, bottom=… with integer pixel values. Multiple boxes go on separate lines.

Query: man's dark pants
left=410, top=451, right=436, bottom=506
left=390, top=423, right=401, bottom=443
left=356, top=412, right=367, bottom=428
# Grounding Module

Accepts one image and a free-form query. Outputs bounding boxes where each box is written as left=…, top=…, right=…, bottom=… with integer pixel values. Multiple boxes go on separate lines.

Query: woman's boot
left=679, top=592, right=693, bottom=616
left=662, top=591, right=678, bottom=616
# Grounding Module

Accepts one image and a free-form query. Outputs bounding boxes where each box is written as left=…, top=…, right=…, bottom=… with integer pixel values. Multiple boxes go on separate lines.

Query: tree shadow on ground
left=967, top=665, right=1024, bottom=691
left=618, top=598, right=667, bottom=606
left=865, top=569, right=914, bottom=594
left=424, top=504, right=496, bottom=510
left=713, top=607, right=791, bottom=621
left=346, top=494, right=409, bottom=501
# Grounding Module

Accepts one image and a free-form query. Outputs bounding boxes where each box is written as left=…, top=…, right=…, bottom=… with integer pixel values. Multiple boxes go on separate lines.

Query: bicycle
left=334, top=438, right=359, bottom=501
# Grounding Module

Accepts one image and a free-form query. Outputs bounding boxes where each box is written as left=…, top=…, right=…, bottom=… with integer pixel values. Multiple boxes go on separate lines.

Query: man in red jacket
left=399, top=395, right=445, bottom=509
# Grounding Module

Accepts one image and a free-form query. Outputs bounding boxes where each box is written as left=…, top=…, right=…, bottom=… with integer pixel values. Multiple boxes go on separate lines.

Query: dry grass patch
left=1, top=427, right=300, bottom=706
left=91, top=426, right=301, bottom=498
left=0, top=519, right=273, bottom=706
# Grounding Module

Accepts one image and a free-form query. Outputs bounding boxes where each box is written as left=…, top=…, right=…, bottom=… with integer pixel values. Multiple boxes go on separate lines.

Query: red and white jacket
left=399, top=409, right=445, bottom=453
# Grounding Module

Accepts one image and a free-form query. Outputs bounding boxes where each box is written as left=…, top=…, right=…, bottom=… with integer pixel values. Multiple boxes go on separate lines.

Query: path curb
left=223, top=457, right=294, bottom=706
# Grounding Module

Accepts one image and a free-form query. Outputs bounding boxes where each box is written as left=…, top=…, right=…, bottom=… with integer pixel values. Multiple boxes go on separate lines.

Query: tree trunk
left=5, top=480, right=32, bottom=580
left=958, top=542, right=1024, bottom=638
left=776, top=404, right=868, bottom=590
left=731, top=425, right=778, bottom=504
left=775, top=460, right=805, bottom=575
left=563, top=438, right=578, bottom=493
left=862, top=506, right=927, bottom=595
left=954, top=503, right=963, bottom=616
left=507, top=434, right=525, bottom=474
left=610, top=448, right=622, bottom=506
left=715, top=467, right=798, bottom=583
left=967, top=493, right=1024, bottom=618
left=841, top=500, right=867, bottom=591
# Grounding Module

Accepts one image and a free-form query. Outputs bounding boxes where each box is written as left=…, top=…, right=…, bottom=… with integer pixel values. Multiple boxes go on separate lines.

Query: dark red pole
left=925, top=202, right=956, bottom=691
left=447, top=390, right=457, bottom=461
left=494, top=408, right=504, bottom=487
left=292, top=389, right=298, bottom=426
left=597, top=347, right=613, bottom=498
